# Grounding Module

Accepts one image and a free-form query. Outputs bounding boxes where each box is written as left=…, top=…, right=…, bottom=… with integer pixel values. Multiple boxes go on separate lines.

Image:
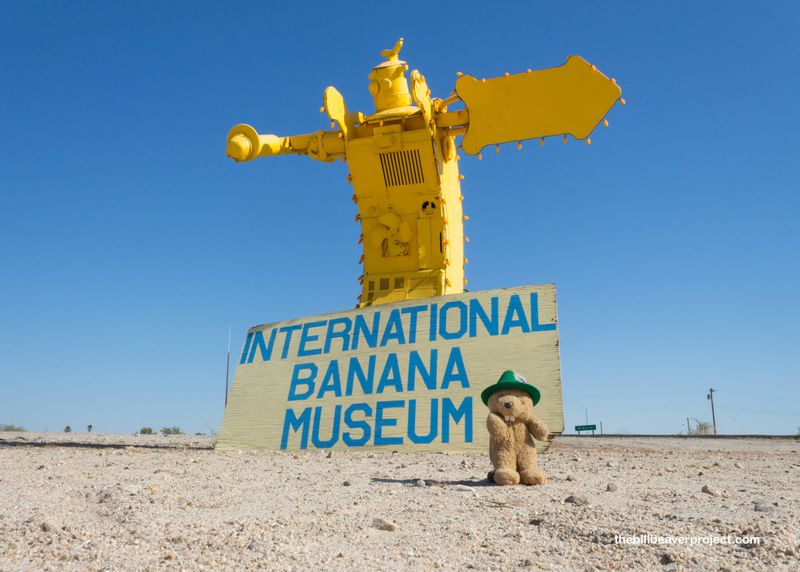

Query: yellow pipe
left=435, top=108, right=469, bottom=129
left=226, top=124, right=344, bottom=162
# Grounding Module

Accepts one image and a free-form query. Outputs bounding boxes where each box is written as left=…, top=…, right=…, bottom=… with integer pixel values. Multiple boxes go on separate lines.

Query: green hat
left=480, top=370, right=541, bottom=406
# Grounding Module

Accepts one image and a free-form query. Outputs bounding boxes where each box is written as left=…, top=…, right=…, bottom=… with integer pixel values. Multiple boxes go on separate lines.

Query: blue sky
left=1, top=1, right=798, bottom=435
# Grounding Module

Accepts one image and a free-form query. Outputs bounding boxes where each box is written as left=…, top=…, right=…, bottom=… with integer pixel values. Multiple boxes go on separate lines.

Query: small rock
left=753, top=499, right=774, bottom=513
left=566, top=475, right=575, bottom=481
left=415, top=479, right=426, bottom=487
left=660, top=553, right=675, bottom=565
left=564, top=495, right=588, bottom=506
left=734, top=462, right=743, bottom=469
left=606, top=461, right=616, bottom=468
left=342, top=480, right=351, bottom=487
left=326, top=451, right=333, bottom=459
left=529, top=518, right=544, bottom=526
left=40, top=521, right=53, bottom=533
left=521, top=558, right=533, bottom=567
left=36, top=465, right=45, bottom=470
left=453, top=484, right=476, bottom=493
left=701, top=485, right=721, bottom=497
left=606, top=483, right=618, bottom=492
left=571, top=454, right=581, bottom=462
left=372, top=517, right=396, bottom=531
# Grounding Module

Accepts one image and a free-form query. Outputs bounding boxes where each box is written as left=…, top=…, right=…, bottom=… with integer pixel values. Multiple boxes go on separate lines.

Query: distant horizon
left=3, top=426, right=798, bottom=438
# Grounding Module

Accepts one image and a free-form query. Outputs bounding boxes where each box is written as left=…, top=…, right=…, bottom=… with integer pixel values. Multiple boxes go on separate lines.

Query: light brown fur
left=486, top=389, right=549, bottom=486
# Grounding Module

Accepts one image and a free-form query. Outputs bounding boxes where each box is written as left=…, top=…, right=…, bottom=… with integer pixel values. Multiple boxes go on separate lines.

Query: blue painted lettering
left=342, top=403, right=372, bottom=446
left=408, top=349, right=437, bottom=391
left=324, top=317, right=352, bottom=353
left=469, top=297, right=498, bottom=337
left=530, top=292, right=556, bottom=332
left=401, top=305, right=425, bottom=344
left=280, top=407, right=311, bottom=449
left=440, top=301, right=468, bottom=340
left=441, top=347, right=469, bottom=389
left=345, top=355, right=375, bottom=396
left=352, top=312, right=380, bottom=350
left=288, top=363, right=317, bottom=401
left=311, top=404, right=341, bottom=448
left=240, top=332, right=254, bottom=364
left=248, top=329, right=276, bottom=363
left=317, top=360, right=342, bottom=399
left=298, top=320, right=325, bottom=357
left=380, top=309, right=406, bottom=347
left=376, top=353, right=403, bottom=393
left=374, top=400, right=404, bottom=446
left=500, top=295, right=531, bottom=335
left=408, top=398, right=438, bottom=444
left=279, top=324, right=302, bottom=359
left=441, top=397, right=473, bottom=444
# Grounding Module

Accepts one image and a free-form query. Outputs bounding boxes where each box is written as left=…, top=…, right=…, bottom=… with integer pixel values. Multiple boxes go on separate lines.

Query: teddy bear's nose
left=503, top=402, right=513, bottom=409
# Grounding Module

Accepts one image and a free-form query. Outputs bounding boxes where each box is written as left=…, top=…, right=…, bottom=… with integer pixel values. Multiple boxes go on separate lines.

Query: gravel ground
left=0, top=433, right=798, bottom=571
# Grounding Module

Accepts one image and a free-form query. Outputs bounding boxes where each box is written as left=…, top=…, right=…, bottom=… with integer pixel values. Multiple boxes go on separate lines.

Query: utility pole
left=686, top=417, right=691, bottom=434
left=225, top=324, right=231, bottom=408
left=707, top=388, right=717, bottom=435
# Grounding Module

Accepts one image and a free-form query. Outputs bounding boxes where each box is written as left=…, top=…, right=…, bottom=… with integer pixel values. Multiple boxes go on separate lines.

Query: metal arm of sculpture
left=227, top=40, right=621, bottom=162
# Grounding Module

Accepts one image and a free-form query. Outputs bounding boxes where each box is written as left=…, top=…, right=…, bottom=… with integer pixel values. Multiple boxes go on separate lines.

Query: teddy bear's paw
left=492, top=468, right=520, bottom=486
left=520, top=468, right=548, bottom=486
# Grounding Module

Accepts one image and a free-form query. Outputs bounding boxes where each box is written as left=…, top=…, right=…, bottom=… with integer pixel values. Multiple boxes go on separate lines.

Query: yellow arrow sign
left=456, top=56, right=622, bottom=155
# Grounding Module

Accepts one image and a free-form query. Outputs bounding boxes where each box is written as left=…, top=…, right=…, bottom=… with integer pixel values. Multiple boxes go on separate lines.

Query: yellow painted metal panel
left=456, top=56, right=621, bottom=155
left=217, top=284, right=563, bottom=453
left=417, top=218, right=431, bottom=269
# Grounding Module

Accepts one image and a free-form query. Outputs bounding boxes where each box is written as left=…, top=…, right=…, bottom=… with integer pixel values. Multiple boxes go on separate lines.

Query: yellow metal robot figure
left=226, top=39, right=623, bottom=308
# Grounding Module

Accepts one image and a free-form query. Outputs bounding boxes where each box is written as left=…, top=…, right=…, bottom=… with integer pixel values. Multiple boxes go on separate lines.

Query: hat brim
left=481, top=381, right=541, bottom=406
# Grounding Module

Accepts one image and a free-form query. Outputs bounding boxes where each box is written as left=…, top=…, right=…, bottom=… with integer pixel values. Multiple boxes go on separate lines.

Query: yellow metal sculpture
left=226, top=39, right=622, bottom=307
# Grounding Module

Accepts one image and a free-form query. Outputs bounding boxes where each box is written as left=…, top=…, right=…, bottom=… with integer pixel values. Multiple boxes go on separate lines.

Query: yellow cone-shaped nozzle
left=226, top=134, right=252, bottom=162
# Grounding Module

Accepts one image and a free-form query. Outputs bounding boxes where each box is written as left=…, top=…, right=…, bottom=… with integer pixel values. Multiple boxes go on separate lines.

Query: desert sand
left=0, top=433, right=797, bottom=571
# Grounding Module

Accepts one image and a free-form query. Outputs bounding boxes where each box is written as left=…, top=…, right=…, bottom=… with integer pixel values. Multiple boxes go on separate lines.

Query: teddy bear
left=481, top=370, right=550, bottom=486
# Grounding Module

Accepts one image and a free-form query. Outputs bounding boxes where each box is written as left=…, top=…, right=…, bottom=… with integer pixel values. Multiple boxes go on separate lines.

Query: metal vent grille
left=379, top=150, right=424, bottom=187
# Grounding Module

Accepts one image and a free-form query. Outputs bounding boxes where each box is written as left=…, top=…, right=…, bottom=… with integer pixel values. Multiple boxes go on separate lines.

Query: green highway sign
left=575, top=424, right=597, bottom=431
